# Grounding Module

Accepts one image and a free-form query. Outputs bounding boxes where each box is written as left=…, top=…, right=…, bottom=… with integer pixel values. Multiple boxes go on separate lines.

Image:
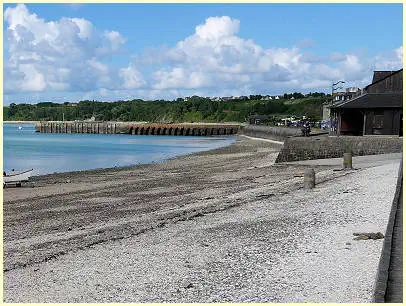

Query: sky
left=3, top=3, right=403, bottom=105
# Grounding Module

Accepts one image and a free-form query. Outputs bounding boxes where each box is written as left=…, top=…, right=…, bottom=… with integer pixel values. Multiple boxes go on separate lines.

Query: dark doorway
left=340, top=109, right=364, bottom=136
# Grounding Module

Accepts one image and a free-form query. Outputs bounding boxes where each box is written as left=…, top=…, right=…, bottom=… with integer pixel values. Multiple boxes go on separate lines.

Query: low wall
left=275, top=135, right=403, bottom=163
left=239, top=125, right=302, bottom=141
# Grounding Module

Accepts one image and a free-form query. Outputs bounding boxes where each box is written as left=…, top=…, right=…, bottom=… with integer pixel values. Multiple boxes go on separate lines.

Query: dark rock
left=353, top=232, right=384, bottom=240
left=256, top=193, right=275, bottom=198
left=353, top=235, right=369, bottom=240
left=184, top=283, right=194, bottom=289
left=370, top=232, right=384, bottom=240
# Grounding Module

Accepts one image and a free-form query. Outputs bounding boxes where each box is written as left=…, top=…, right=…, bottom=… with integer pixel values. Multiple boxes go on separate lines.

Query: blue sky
left=3, top=3, right=403, bottom=105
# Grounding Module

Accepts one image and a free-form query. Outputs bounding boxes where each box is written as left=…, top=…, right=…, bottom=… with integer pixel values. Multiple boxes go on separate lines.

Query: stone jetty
left=35, top=121, right=241, bottom=136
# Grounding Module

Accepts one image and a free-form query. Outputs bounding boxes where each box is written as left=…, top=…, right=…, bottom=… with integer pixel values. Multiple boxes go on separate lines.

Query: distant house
left=261, top=95, right=272, bottom=101
left=324, top=87, right=363, bottom=121
left=85, top=115, right=96, bottom=122
left=332, top=87, right=362, bottom=103
left=248, top=115, right=268, bottom=125
left=332, top=91, right=346, bottom=102
left=331, top=69, right=402, bottom=136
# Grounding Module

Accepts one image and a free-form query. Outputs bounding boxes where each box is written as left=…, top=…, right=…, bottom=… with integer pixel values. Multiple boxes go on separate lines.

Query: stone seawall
left=275, top=136, right=403, bottom=163
left=239, top=125, right=302, bottom=141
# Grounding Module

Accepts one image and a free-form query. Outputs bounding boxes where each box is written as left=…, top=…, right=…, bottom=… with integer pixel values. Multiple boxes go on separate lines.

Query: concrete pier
left=35, top=121, right=241, bottom=136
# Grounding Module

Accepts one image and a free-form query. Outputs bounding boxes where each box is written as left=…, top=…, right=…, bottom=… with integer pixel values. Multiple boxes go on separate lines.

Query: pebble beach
left=3, top=136, right=401, bottom=303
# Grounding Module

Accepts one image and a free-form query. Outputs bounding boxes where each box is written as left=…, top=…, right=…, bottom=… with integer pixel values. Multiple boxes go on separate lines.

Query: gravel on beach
left=3, top=136, right=401, bottom=303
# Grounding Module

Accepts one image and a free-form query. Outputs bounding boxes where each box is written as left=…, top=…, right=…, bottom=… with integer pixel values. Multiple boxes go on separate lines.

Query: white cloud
left=373, top=46, right=403, bottom=70
left=195, top=16, right=240, bottom=40
left=142, top=16, right=325, bottom=94
left=4, top=7, right=403, bottom=102
left=119, top=65, right=146, bottom=89
left=4, top=4, right=128, bottom=94
left=141, top=16, right=402, bottom=97
left=105, top=30, right=127, bottom=52
left=151, top=67, right=212, bottom=90
left=70, top=18, right=94, bottom=39
left=19, top=64, right=46, bottom=92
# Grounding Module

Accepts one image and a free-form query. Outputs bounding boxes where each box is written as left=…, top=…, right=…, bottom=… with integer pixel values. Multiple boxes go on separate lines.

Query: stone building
left=331, top=69, right=403, bottom=136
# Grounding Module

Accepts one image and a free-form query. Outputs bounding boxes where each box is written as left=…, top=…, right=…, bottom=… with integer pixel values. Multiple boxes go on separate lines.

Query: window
left=372, top=110, right=384, bottom=134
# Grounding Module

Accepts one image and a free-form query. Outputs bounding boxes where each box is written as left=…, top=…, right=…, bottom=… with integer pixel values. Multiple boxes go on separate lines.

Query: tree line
left=3, top=94, right=327, bottom=123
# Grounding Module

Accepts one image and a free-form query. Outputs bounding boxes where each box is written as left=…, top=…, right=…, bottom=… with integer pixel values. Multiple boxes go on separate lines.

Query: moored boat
left=3, top=169, right=34, bottom=184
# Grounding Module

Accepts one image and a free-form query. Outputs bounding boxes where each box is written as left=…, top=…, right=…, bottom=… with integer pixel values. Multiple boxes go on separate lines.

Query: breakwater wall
left=239, top=124, right=302, bottom=141
left=35, top=121, right=241, bottom=136
left=276, top=135, right=403, bottom=163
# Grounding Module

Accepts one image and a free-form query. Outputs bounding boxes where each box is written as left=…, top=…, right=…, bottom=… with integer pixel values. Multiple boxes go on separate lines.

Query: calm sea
left=3, top=123, right=236, bottom=176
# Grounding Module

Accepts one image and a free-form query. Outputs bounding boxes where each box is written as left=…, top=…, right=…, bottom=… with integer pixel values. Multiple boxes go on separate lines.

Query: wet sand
left=3, top=136, right=401, bottom=302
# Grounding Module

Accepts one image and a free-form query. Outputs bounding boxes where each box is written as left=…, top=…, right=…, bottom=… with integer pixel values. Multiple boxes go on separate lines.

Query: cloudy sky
left=3, top=3, right=403, bottom=105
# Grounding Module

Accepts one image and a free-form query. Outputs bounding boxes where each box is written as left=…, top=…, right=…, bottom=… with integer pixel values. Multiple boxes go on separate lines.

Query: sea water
left=3, top=123, right=236, bottom=176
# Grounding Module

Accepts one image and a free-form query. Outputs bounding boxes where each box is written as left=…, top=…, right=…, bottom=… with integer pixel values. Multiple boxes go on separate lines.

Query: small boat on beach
left=3, top=169, right=33, bottom=187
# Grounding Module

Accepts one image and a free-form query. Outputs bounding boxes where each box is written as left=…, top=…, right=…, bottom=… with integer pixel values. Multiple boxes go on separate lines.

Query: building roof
left=365, top=69, right=403, bottom=90
left=372, top=71, right=393, bottom=83
left=332, top=93, right=403, bottom=109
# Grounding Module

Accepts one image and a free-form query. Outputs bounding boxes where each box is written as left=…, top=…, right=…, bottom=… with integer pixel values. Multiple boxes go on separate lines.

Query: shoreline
left=5, top=132, right=239, bottom=178
left=3, top=120, right=39, bottom=124
left=238, top=134, right=284, bottom=144
left=3, top=136, right=401, bottom=302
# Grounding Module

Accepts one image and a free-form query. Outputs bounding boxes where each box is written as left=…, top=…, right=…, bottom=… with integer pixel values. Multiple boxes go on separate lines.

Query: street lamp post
left=330, top=80, right=345, bottom=134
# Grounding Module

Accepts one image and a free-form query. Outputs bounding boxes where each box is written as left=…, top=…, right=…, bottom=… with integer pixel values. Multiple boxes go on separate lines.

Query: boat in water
left=3, top=169, right=33, bottom=186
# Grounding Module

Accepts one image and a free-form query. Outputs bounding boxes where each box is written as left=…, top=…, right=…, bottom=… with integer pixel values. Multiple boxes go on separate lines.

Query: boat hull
left=3, top=169, right=33, bottom=183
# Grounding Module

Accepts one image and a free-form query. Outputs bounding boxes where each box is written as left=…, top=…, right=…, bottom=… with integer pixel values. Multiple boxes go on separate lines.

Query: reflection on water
left=3, top=123, right=236, bottom=175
